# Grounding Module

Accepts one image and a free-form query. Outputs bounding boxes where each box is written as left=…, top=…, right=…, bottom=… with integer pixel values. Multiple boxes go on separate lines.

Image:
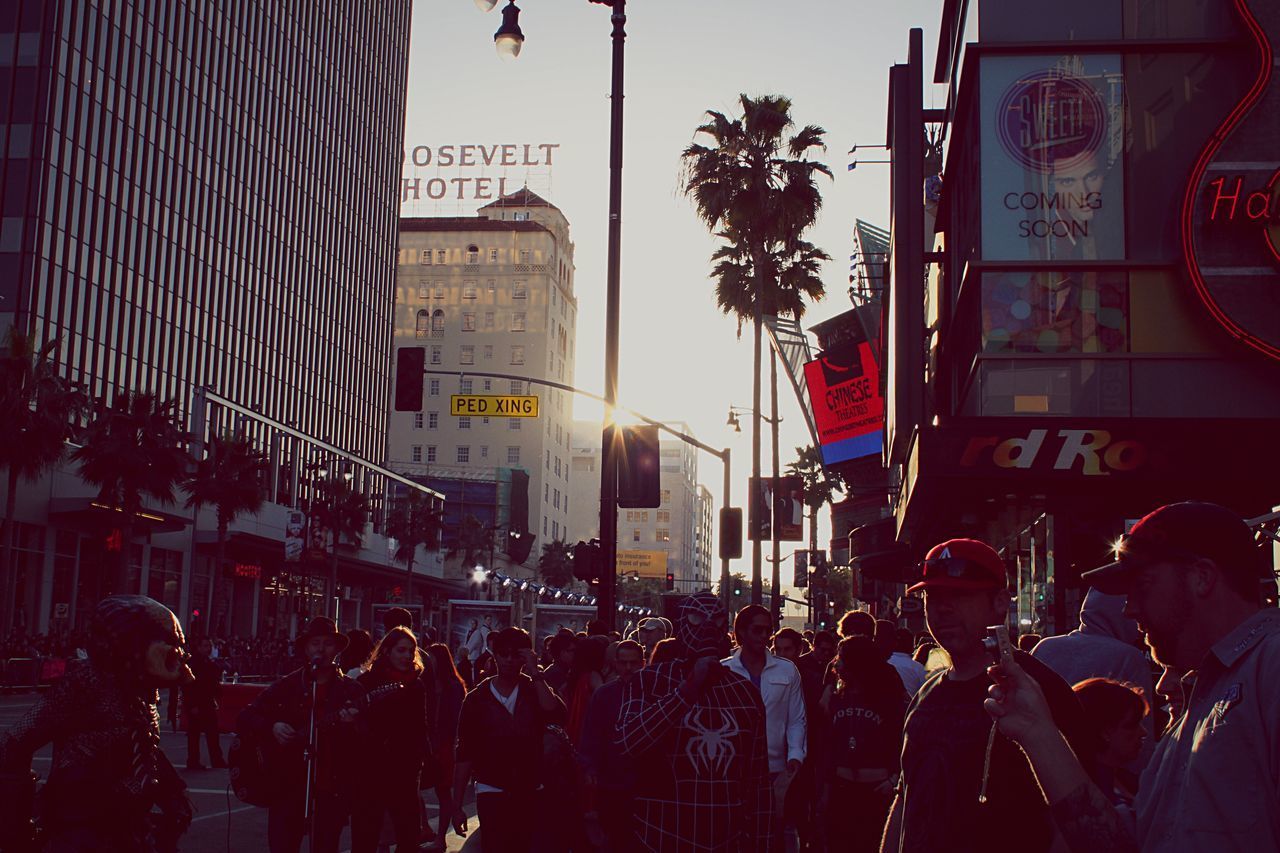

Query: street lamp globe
left=471, top=567, right=487, bottom=584
left=474, top=0, right=498, bottom=10
left=494, top=1, right=524, bottom=60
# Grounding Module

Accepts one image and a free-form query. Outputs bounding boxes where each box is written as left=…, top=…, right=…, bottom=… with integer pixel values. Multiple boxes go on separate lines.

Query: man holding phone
left=879, top=539, right=1090, bottom=853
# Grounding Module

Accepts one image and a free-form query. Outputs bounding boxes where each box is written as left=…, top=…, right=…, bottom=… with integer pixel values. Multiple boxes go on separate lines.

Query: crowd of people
left=2, top=499, right=1276, bottom=853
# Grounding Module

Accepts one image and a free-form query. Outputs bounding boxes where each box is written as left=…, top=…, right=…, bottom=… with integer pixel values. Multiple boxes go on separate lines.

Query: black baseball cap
left=1081, top=502, right=1258, bottom=594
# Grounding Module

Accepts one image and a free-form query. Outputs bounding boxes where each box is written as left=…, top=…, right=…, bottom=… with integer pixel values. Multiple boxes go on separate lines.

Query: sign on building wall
left=616, top=550, right=667, bottom=578
left=285, top=510, right=306, bottom=563
left=450, top=395, right=539, bottom=417
left=400, top=142, right=560, bottom=207
left=803, top=341, right=884, bottom=465
left=981, top=55, right=1125, bottom=261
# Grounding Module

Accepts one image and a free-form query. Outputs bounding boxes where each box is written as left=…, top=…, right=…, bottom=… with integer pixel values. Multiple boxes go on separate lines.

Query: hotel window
left=553, top=520, right=559, bottom=539
left=483, top=379, right=492, bottom=391
left=510, top=381, right=523, bottom=394
left=420, top=250, right=431, bottom=265
left=411, top=445, right=422, bottom=462
left=554, top=458, right=561, bottom=476
left=416, top=310, right=430, bottom=339
left=484, top=312, right=495, bottom=330
left=657, top=510, right=670, bottom=523
left=515, top=212, right=530, bottom=222
left=657, top=529, right=670, bottom=542
left=434, top=284, right=445, bottom=299
left=509, top=418, right=521, bottom=430
left=487, top=279, right=496, bottom=294
left=483, top=418, right=490, bottom=424
left=511, top=312, right=526, bottom=332
left=432, top=310, right=445, bottom=333
left=463, top=282, right=478, bottom=300
left=661, top=489, right=671, bottom=504
left=436, top=250, right=447, bottom=264
left=460, top=346, right=475, bottom=364
left=510, top=346, right=525, bottom=365
left=519, top=250, right=531, bottom=264
left=457, top=446, right=470, bottom=463
left=513, top=281, right=528, bottom=300
left=488, top=249, right=498, bottom=263
left=553, top=489, right=560, bottom=509
left=633, top=529, right=641, bottom=543
left=413, top=412, right=423, bottom=429
left=462, top=312, right=476, bottom=332
left=430, top=346, right=442, bottom=365
left=467, top=245, right=479, bottom=264
left=428, top=412, right=439, bottom=429
left=460, top=378, right=473, bottom=394
left=480, top=446, right=489, bottom=459
left=508, top=446, right=520, bottom=464
left=459, top=417, right=470, bottom=430
left=429, top=379, right=440, bottom=396
left=418, top=285, right=431, bottom=299
left=426, top=446, right=437, bottom=463
left=483, top=345, right=493, bottom=360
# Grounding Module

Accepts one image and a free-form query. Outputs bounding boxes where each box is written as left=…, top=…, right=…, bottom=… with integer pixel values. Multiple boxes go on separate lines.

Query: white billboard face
left=981, top=55, right=1126, bottom=262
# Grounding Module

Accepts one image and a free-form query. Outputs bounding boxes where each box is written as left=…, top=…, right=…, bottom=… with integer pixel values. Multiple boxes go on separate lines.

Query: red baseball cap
left=906, top=539, right=1009, bottom=594
left=1081, top=502, right=1259, bottom=595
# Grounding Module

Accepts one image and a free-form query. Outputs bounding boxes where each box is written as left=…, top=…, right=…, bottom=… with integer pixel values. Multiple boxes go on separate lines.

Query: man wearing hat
left=238, top=617, right=367, bottom=853
left=986, top=501, right=1280, bottom=852
left=880, top=539, right=1091, bottom=853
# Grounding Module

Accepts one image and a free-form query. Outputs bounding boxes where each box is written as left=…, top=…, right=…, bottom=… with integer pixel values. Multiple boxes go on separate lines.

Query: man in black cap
left=986, top=501, right=1280, bottom=853
left=617, top=590, right=771, bottom=852
left=238, top=617, right=366, bottom=853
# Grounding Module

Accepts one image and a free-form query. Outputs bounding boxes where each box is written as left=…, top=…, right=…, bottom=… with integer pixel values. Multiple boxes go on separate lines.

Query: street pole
left=596, top=0, right=626, bottom=632
left=770, top=348, right=781, bottom=625
left=721, top=447, right=732, bottom=613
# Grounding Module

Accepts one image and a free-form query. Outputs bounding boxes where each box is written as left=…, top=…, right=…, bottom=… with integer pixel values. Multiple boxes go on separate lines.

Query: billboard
left=532, top=604, right=596, bottom=649
left=980, top=55, right=1125, bottom=262
left=446, top=600, right=513, bottom=665
left=803, top=341, right=884, bottom=465
left=747, top=476, right=804, bottom=542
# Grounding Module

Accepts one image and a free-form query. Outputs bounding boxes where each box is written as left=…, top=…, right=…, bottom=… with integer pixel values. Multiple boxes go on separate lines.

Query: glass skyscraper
left=0, top=0, right=411, bottom=459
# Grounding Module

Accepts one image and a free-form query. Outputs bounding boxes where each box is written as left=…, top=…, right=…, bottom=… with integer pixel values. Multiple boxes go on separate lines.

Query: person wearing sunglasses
left=879, top=538, right=1091, bottom=853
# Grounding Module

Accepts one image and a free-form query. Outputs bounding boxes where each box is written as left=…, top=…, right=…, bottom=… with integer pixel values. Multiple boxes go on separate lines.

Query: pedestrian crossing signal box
left=450, top=395, right=539, bottom=417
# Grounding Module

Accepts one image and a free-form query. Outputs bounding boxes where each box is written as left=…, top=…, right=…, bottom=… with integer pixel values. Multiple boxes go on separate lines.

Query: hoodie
left=1032, top=589, right=1155, bottom=768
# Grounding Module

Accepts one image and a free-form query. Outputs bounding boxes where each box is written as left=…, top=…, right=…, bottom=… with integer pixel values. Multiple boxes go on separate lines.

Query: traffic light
left=719, top=508, right=743, bottom=560
left=506, top=530, right=536, bottom=564
left=573, top=539, right=603, bottom=583
left=665, top=572, right=675, bottom=591
left=732, top=577, right=743, bottom=598
left=393, top=346, right=425, bottom=412
left=616, top=424, right=660, bottom=508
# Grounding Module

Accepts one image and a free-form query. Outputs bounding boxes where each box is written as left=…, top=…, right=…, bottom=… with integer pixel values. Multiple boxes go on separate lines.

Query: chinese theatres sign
left=981, top=55, right=1125, bottom=261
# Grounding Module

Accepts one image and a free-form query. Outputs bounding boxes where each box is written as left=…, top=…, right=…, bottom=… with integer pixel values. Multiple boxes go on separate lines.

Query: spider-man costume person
left=0, top=596, right=195, bottom=853
left=617, top=591, right=771, bottom=852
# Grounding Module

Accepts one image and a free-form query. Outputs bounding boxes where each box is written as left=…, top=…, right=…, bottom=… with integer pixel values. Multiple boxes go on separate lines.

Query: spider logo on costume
left=683, top=707, right=739, bottom=775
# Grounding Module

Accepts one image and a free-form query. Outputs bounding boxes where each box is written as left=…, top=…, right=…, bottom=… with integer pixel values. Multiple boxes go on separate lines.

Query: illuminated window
left=513, top=281, right=527, bottom=300
left=488, top=249, right=498, bottom=263
left=511, top=312, right=526, bottom=332
left=420, top=250, right=431, bottom=265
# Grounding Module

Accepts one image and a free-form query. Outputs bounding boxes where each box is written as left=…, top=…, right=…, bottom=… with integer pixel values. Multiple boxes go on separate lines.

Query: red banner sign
left=803, top=341, right=884, bottom=465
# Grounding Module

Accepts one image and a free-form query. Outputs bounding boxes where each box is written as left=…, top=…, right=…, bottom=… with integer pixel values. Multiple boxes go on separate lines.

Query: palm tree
left=184, top=433, right=269, bottom=633
left=787, top=444, right=844, bottom=555
left=73, top=392, right=188, bottom=593
left=0, top=332, right=84, bottom=631
left=310, top=474, right=369, bottom=619
left=386, top=488, right=443, bottom=606
left=709, top=233, right=831, bottom=337
left=538, top=540, right=574, bottom=588
left=446, top=513, right=493, bottom=575
left=682, top=94, right=832, bottom=605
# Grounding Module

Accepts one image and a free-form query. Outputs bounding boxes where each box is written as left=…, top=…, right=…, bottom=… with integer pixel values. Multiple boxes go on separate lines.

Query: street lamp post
left=477, top=0, right=629, bottom=631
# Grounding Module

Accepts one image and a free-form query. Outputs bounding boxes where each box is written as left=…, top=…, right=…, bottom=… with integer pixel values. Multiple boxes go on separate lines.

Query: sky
left=403, top=0, right=951, bottom=594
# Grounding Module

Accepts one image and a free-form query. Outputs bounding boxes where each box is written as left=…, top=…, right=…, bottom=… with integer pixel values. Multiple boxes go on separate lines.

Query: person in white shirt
left=723, top=604, right=807, bottom=851
left=886, top=626, right=927, bottom=697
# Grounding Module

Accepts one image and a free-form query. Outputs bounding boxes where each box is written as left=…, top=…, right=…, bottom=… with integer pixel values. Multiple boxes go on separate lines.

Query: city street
left=0, top=693, right=480, bottom=853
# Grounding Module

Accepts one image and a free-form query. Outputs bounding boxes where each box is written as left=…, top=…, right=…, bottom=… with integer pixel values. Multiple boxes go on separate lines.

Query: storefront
left=873, top=1, right=1280, bottom=617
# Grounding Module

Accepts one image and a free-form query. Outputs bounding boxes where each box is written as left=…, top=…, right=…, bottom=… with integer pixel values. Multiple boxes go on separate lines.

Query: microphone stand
left=302, top=656, right=323, bottom=851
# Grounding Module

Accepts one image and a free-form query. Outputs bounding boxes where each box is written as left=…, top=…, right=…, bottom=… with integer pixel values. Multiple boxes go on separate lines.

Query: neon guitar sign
left=1182, top=0, right=1280, bottom=360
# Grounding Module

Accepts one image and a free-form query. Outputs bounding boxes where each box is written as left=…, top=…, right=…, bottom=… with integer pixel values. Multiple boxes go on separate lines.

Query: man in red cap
left=879, top=539, right=1091, bottom=853
left=985, top=501, right=1280, bottom=852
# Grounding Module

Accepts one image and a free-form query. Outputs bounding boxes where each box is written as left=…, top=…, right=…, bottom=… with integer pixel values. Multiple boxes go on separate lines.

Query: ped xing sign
left=450, top=395, right=539, bottom=417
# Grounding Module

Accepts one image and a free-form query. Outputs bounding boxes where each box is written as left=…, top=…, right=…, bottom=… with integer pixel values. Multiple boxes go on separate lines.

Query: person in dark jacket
left=351, top=626, right=431, bottom=853
left=180, top=636, right=226, bottom=769
left=452, top=626, right=566, bottom=853
left=425, top=642, right=468, bottom=850
left=238, top=617, right=366, bottom=853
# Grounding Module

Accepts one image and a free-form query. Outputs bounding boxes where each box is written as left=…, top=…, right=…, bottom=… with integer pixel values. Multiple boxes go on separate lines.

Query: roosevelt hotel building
left=389, top=190, right=577, bottom=571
